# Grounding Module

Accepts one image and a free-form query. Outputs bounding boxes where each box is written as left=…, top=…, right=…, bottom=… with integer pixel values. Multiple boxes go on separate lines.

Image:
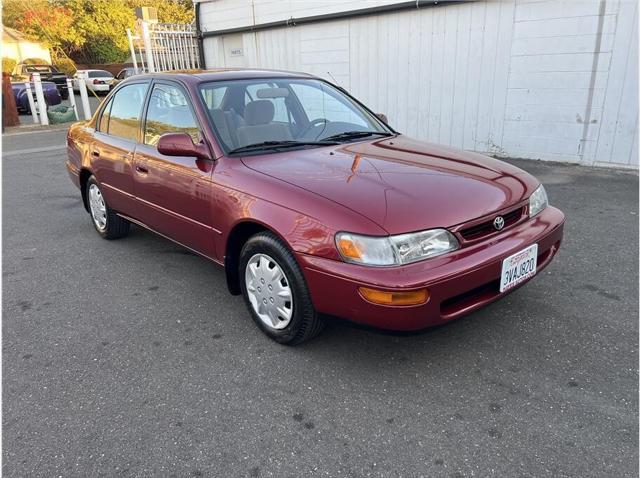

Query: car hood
left=241, top=135, right=539, bottom=235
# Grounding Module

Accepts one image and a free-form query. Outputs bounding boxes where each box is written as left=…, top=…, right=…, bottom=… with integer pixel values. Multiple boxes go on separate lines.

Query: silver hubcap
left=245, top=253, right=293, bottom=330
left=88, top=183, right=107, bottom=231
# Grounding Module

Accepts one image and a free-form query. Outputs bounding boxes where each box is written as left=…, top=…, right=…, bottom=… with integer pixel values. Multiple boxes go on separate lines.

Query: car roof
left=77, top=69, right=111, bottom=73
left=131, top=68, right=317, bottom=84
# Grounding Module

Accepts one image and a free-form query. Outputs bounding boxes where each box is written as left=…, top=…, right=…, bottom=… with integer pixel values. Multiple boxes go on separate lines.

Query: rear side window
left=89, top=70, right=113, bottom=78
left=144, top=83, right=199, bottom=146
left=25, top=65, right=53, bottom=73
left=106, top=83, right=149, bottom=141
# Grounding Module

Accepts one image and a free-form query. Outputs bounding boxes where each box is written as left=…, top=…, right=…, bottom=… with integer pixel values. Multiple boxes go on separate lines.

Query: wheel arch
left=79, top=168, right=93, bottom=212
left=224, top=220, right=291, bottom=295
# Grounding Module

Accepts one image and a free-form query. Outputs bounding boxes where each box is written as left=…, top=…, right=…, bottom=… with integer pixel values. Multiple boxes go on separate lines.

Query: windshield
left=198, top=78, right=390, bottom=153
left=25, top=65, right=56, bottom=73
left=89, top=70, right=113, bottom=78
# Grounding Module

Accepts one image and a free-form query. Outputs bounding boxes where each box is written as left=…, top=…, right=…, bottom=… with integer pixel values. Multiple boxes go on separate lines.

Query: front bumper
left=298, top=206, right=565, bottom=331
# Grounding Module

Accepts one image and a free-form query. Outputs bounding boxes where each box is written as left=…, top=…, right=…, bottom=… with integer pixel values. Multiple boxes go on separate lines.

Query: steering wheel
left=299, top=118, right=330, bottom=138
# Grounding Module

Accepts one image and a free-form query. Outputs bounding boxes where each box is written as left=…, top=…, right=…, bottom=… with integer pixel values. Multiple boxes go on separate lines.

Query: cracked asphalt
left=2, top=128, right=638, bottom=477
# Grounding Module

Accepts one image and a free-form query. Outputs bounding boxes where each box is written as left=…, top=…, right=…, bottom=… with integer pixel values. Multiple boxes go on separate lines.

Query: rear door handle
left=135, top=165, right=148, bottom=174
left=91, top=149, right=100, bottom=157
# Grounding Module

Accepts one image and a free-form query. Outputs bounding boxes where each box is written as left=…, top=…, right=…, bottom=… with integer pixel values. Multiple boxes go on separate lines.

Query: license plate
left=499, top=244, right=538, bottom=293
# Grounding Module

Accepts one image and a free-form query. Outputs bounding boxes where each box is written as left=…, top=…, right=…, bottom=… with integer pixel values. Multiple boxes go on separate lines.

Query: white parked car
left=72, top=69, right=114, bottom=94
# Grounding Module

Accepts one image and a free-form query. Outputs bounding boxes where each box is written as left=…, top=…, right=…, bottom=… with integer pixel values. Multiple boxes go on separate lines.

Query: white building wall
left=197, top=0, right=639, bottom=168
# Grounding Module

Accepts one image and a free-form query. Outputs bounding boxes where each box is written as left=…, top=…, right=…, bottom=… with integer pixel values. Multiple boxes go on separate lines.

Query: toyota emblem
left=493, top=216, right=505, bottom=230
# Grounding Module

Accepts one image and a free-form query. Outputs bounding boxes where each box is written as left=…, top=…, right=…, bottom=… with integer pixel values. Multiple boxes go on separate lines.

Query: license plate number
left=500, top=244, right=538, bottom=293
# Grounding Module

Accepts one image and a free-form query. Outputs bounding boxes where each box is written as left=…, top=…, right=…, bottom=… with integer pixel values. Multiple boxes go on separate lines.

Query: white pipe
left=66, top=78, right=79, bottom=120
left=78, top=72, right=92, bottom=120
left=137, top=43, right=146, bottom=71
left=31, top=72, right=49, bottom=126
left=142, top=22, right=156, bottom=73
left=24, top=82, right=39, bottom=124
left=127, top=29, right=139, bottom=74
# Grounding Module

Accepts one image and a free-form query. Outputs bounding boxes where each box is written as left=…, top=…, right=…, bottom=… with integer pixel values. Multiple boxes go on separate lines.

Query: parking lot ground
left=2, top=128, right=638, bottom=477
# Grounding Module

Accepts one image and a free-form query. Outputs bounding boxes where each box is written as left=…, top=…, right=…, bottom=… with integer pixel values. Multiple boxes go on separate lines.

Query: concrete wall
left=197, top=0, right=639, bottom=168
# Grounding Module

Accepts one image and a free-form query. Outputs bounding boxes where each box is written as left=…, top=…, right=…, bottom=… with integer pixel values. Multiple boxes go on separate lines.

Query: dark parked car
left=66, top=69, right=565, bottom=344
left=11, top=81, right=62, bottom=114
left=111, top=67, right=146, bottom=87
left=11, top=63, right=68, bottom=99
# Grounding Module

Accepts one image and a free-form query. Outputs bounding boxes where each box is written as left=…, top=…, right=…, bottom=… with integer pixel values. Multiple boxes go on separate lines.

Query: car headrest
left=244, top=100, right=275, bottom=126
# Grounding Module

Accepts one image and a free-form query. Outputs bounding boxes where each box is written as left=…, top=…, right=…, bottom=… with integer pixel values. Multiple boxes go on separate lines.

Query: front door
left=133, top=81, right=217, bottom=258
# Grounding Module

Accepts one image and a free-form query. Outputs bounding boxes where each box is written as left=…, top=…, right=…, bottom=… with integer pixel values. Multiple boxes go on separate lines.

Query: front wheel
left=86, top=176, right=130, bottom=239
left=239, top=232, right=325, bottom=345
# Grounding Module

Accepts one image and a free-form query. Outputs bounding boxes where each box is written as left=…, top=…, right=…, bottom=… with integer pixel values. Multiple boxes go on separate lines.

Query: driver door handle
left=136, top=165, right=148, bottom=174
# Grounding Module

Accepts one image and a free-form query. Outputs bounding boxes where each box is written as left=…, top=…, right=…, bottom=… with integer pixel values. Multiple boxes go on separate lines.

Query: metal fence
left=127, top=22, right=200, bottom=74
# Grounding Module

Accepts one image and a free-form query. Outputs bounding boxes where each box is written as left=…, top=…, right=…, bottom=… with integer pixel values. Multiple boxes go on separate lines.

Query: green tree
left=62, top=0, right=136, bottom=63
left=127, top=0, right=194, bottom=25
left=3, top=0, right=85, bottom=58
left=3, top=0, right=194, bottom=65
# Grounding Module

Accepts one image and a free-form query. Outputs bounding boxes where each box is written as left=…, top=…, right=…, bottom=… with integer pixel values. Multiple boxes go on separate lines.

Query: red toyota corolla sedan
left=66, top=69, right=564, bottom=344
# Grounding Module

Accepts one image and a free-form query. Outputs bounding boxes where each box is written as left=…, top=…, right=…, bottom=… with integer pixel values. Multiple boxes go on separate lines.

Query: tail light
left=93, top=79, right=101, bottom=84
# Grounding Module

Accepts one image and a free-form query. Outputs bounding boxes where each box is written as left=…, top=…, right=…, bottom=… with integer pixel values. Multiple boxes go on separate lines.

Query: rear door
left=133, top=80, right=217, bottom=257
left=91, top=81, right=149, bottom=215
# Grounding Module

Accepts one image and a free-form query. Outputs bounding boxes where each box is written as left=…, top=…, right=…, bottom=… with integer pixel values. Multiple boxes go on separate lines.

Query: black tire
left=239, top=232, right=325, bottom=345
left=86, top=175, right=130, bottom=239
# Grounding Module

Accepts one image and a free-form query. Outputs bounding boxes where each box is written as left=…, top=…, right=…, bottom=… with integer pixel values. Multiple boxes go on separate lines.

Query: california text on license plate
left=500, top=244, right=538, bottom=293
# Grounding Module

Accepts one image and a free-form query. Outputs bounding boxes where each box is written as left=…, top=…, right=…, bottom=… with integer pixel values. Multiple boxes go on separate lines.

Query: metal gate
left=127, top=21, right=200, bottom=74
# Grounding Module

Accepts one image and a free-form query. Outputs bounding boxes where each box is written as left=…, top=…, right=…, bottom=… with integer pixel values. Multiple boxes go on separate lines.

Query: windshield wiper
left=228, top=140, right=337, bottom=154
left=321, top=131, right=393, bottom=142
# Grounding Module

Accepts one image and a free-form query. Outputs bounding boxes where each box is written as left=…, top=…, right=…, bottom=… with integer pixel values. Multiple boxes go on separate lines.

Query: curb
left=2, top=123, right=72, bottom=136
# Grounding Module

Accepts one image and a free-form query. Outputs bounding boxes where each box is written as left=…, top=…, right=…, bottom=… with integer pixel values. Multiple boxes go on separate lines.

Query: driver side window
left=144, top=83, right=200, bottom=147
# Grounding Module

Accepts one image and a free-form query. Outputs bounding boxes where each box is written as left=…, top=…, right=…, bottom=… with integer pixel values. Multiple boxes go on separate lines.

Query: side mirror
left=375, top=113, right=388, bottom=123
left=157, top=132, right=211, bottom=160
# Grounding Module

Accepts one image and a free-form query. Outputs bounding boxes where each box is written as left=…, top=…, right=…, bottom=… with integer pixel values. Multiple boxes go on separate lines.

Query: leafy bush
left=54, top=57, right=77, bottom=76
left=2, top=57, right=17, bottom=74
left=21, top=57, right=50, bottom=65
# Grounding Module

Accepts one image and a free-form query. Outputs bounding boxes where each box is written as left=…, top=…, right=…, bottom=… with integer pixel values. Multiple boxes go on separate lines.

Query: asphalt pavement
left=2, top=128, right=638, bottom=477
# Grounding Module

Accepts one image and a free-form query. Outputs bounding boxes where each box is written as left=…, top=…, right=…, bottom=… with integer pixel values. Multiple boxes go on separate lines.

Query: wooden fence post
left=2, top=72, right=20, bottom=128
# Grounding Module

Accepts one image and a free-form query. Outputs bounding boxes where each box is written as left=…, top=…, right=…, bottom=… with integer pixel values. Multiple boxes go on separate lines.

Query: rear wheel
left=239, top=232, right=324, bottom=345
left=86, top=176, right=130, bottom=239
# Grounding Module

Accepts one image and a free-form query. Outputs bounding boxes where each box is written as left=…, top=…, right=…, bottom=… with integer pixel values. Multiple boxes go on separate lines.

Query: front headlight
left=336, top=229, right=459, bottom=266
left=529, top=184, right=548, bottom=218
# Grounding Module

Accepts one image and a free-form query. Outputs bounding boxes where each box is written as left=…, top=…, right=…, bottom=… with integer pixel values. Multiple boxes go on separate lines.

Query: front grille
left=459, top=207, right=524, bottom=241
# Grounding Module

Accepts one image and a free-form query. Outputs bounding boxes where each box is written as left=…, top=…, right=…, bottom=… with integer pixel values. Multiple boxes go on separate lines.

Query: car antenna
left=327, top=71, right=339, bottom=85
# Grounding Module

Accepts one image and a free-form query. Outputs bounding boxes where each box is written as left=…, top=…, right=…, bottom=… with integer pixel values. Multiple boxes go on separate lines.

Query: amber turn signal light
left=337, top=237, right=363, bottom=260
left=358, top=287, right=429, bottom=306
